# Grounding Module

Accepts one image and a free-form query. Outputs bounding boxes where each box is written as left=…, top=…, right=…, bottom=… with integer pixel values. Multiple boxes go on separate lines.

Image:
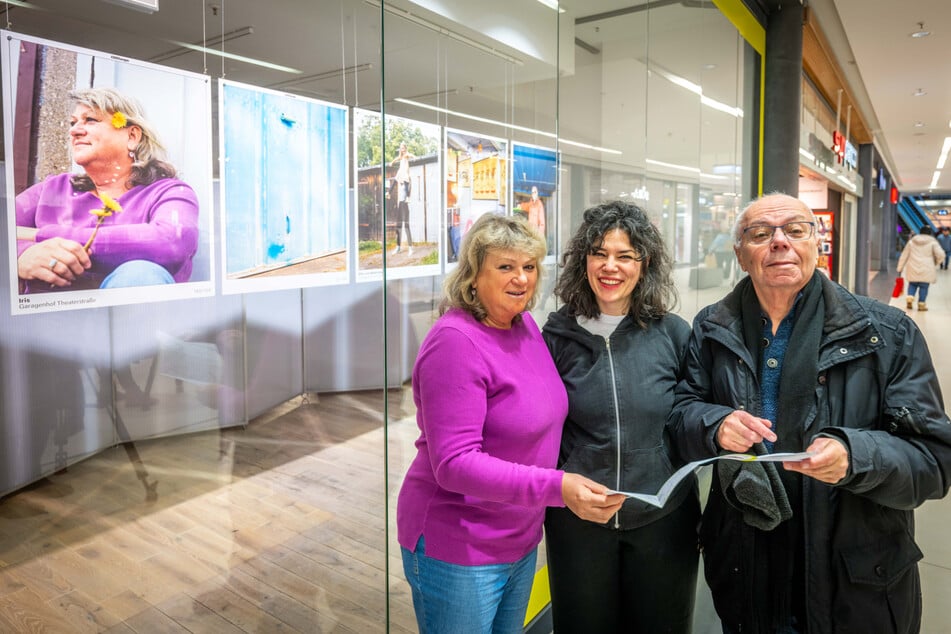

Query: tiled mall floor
left=885, top=268, right=951, bottom=634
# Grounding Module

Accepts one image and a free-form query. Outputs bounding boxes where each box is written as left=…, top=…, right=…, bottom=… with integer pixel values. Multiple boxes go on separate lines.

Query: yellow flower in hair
left=111, top=111, right=128, bottom=129
left=84, top=193, right=123, bottom=252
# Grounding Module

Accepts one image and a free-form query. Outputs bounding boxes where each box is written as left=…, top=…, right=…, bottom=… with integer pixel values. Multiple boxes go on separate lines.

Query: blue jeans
left=907, top=281, right=930, bottom=303
left=101, top=260, right=174, bottom=289
left=401, top=536, right=537, bottom=634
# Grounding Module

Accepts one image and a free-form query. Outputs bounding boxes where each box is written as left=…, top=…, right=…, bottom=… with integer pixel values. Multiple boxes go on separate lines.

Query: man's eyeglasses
left=741, top=221, right=816, bottom=246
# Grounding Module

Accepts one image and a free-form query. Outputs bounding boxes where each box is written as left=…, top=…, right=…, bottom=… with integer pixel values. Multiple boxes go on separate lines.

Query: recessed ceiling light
left=913, top=88, right=927, bottom=97
left=536, top=0, right=566, bottom=13
left=910, top=22, right=931, bottom=38
left=915, top=121, right=925, bottom=127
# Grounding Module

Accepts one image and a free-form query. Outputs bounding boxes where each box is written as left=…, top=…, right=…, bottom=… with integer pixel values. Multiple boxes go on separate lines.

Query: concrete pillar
left=854, top=143, right=873, bottom=295
left=762, top=2, right=803, bottom=195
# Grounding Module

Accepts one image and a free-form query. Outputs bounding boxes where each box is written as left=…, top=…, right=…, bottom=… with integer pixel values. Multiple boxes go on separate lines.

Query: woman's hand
left=561, top=472, right=626, bottom=523
left=17, top=238, right=92, bottom=287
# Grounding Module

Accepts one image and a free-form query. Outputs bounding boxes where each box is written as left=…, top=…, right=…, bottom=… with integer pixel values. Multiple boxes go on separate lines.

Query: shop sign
left=832, top=130, right=846, bottom=163
left=843, top=141, right=858, bottom=171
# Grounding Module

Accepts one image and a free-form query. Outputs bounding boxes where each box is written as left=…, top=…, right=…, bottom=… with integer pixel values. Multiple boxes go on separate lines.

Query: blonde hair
left=68, top=87, right=176, bottom=191
left=440, top=213, right=547, bottom=321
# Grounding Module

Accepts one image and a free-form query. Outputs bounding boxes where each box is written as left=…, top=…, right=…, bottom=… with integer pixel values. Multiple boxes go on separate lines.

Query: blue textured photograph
left=219, top=79, right=349, bottom=294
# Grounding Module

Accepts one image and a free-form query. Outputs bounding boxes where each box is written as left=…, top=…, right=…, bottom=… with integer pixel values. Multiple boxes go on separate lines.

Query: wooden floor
left=0, top=390, right=419, bottom=633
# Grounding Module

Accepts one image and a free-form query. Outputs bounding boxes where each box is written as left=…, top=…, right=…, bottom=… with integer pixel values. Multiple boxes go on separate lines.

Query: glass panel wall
left=0, top=1, right=395, bottom=630
left=378, top=1, right=757, bottom=631
left=0, top=0, right=758, bottom=631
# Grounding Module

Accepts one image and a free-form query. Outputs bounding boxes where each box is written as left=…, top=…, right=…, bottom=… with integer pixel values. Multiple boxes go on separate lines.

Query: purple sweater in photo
left=397, top=308, right=569, bottom=566
left=16, top=173, right=200, bottom=289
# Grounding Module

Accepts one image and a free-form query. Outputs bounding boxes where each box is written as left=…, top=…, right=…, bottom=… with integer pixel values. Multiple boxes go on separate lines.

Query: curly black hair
left=554, top=201, right=677, bottom=327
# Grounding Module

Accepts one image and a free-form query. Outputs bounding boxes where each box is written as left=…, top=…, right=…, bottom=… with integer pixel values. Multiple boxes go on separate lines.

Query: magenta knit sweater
left=397, top=308, right=568, bottom=566
left=16, top=173, right=200, bottom=289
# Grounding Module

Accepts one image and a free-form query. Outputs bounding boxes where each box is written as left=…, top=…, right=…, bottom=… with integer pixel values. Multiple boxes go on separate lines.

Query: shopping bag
left=891, top=276, right=904, bottom=298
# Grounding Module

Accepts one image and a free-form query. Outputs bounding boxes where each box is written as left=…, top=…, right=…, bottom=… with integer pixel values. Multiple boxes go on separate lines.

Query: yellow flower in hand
left=84, top=193, right=123, bottom=252
left=98, top=193, right=122, bottom=214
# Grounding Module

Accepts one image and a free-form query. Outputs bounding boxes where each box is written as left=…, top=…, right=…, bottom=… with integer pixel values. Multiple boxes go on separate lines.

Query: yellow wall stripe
left=524, top=565, right=551, bottom=627
left=713, top=0, right=767, bottom=195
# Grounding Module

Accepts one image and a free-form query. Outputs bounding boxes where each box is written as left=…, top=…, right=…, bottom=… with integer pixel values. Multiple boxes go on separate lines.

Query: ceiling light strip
left=645, top=158, right=727, bottom=181
left=394, top=98, right=622, bottom=155
left=150, top=26, right=254, bottom=63
left=269, top=63, right=373, bottom=89
left=166, top=40, right=302, bottom=74
left=936, top=137, right=951, bottom=171
left=365, top=0, right=523, bottom=66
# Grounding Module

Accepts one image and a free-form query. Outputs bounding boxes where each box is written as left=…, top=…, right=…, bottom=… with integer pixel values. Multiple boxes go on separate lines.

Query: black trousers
left=395, top=200, right=413, bottom=247
left=545, top=498, right=700, bottom=634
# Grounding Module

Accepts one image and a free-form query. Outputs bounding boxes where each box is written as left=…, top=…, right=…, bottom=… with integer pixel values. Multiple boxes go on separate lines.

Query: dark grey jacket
left=543, top=306, right=697, bottom=529
left=668, top=273, right=951, bottom=633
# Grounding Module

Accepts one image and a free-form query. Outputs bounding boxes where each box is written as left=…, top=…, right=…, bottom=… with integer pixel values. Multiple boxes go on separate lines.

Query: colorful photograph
left=444, top=129, right=508, bottom=264
left=353, top=109, right=442, bottom=280
left=511, top=142, right=558, bottom=257
left=2, top=31, right=214, bottom=315
left=219, top=80, right=349, bottom=294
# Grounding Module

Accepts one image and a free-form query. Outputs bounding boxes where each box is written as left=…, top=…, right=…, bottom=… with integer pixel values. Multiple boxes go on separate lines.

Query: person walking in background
left=898, top=224, right=943, bottom=311
left=936, top=225, right=951, bottom=270
left=542, top=201, right=699, bottom=634
left=397, top=213, right=624, bottom=634
left=707, top=222, right=735, bottom=281
left=668, top=193, right=951, bottom=633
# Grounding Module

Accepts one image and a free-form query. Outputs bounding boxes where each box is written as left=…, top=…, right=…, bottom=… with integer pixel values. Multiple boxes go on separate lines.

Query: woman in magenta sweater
left=15, top=87, right=199, bottom=294
left=397, top=213, right=624, bottom=634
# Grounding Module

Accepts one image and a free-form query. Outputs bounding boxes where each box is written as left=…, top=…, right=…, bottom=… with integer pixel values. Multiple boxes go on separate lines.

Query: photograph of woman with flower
left=14, top=86, right=200, bottom=294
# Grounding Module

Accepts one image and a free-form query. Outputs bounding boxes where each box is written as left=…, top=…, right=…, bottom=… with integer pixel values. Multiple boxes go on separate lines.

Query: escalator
left=898, top=196, right=934, bottom=234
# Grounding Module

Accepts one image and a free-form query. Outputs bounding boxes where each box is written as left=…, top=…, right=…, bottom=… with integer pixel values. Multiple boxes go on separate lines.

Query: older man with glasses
left=668, top=192, right=951, bottom=634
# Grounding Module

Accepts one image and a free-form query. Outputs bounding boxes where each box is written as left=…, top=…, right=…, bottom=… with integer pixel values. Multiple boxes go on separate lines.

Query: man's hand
left=783, top=436, right=849, bottom=484
left=716, top=409, right=777, bottom=452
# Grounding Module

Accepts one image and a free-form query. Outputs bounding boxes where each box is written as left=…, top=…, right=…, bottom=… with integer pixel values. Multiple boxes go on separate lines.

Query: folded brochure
left=606, top=451, right=815, bottom=508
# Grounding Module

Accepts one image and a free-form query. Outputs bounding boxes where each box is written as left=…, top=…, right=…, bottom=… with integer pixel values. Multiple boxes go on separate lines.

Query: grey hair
left=732, top=192, right=817, bottom=246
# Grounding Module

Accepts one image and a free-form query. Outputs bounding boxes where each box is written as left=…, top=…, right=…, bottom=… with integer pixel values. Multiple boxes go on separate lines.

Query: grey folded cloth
left=718, top=445, right=792, bottom=531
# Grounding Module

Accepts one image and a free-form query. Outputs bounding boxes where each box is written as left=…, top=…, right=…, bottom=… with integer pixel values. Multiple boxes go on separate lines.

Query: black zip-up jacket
left=668, top=273, right=951, bottom=633
left=543, top=306, right=697, bottom=529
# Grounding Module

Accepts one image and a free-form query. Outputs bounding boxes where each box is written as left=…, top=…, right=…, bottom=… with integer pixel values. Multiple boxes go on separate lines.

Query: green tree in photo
left=356, top=114, right=438, bottom=168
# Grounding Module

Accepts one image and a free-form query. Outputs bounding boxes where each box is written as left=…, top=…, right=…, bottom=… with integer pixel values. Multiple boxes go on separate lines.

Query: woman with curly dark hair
left=542, top=201, right=700, bottom=633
